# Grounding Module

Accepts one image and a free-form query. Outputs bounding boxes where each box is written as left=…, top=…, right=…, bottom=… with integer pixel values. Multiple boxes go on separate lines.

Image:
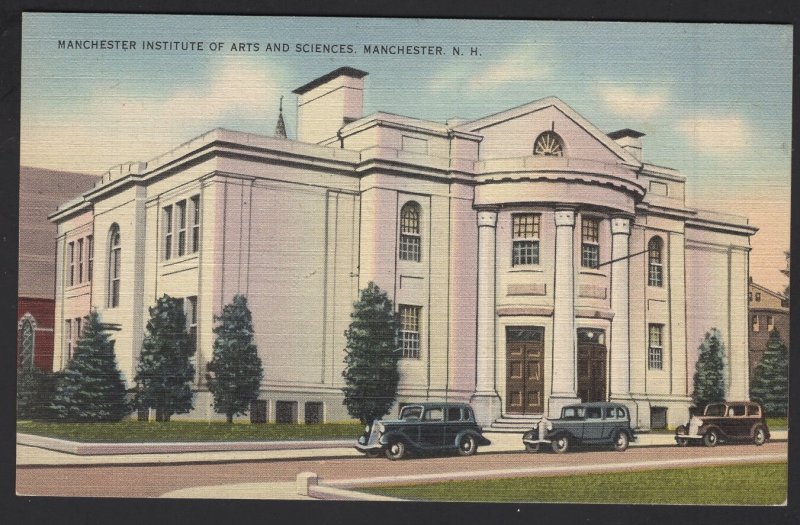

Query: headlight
left=376, top=422, right=385, bottom=433
left=365, top=424, right=370, bottom=433
left=523, top=431, right=534, bottom=440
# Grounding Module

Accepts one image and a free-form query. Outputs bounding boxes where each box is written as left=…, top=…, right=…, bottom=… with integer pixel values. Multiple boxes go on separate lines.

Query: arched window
left=18, top=314, right=36, bottom=371
left=533, top=131, right=564, bottom=156
left=399, top=202, right=421, bottom=262
left=648, top=236, right=663, bottom=287
left=108, top=224, right=121, bottom=307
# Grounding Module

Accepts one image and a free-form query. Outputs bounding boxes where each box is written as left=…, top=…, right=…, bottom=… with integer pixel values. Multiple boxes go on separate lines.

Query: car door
left=443, top=406, right=464, bottom=447
left=583, top=406, right=604, bottom=442
left=420, top=406, right=445, bottom=448
left=601, top=406, right=618, bottom=442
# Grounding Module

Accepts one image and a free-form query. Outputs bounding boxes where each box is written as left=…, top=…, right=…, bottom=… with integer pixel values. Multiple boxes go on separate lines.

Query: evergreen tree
left=17, top=368, right=60, bottom=420
left=50, top=311, right=130, bottom=421
left=135, top=295, right=195, bottom=421
left=342, top=282, right=401, bottom=425
left=692, top=329, right=727, bottom=412
left=750, top=329, right=789, bottom=417
left=207, top=294, right=264, bottom=423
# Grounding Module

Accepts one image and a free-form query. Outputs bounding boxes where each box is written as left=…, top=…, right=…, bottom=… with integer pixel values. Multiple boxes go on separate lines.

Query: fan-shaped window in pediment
left=533, top=131, right=564, bottom=157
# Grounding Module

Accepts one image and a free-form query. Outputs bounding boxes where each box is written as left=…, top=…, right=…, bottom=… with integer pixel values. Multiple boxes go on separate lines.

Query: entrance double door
left=506, top=326, right=544, bottom=414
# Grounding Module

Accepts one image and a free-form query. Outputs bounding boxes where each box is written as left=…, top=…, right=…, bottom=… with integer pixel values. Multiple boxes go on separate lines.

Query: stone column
left=609, top=216, right=632, bottom=400
left=471, top=207, right=501, bottom=427
left=548, top=209, right=580, bottom=417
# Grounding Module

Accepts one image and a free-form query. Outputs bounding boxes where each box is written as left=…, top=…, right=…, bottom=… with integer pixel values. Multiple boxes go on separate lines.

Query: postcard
left=16, top=14, right=790, bottom=505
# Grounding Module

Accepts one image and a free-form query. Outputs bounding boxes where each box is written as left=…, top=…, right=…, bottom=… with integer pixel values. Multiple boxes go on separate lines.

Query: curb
left=17, top=433, right=355, bottom=455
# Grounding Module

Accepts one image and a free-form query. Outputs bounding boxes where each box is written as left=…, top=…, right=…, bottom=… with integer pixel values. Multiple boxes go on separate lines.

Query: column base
left=470, top=392, right=502, bottom=428
left=547, top=394, right=581, bottom=419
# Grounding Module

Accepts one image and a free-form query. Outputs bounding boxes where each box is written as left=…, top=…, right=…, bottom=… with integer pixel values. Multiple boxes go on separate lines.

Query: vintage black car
left=522, top=402, right=636, bottom=453
left=674, top=401, right=770, bottom=447
left=355, top=402, right=491, bottom=460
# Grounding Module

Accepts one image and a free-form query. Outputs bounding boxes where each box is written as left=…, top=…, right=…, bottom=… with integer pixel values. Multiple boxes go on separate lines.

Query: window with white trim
left=512, top=214, right=540, bottom=266
left=767, top=315, right=774, bottom=332
left=77, top=238, right=84, bottom=284
left=399, top=202, right=421, bottom=262
left=87, top=235, right=94, bottom=282
left=399, top=305, right=422, bottom=358
left=19, top=317, right=35, bottom=371
left=68, top=241, right=75, bottom=286
left=191, top=195, right=200, bottom=253
left=176, top=199, right=187, bottom=257
left=648, top=324, right=663, bottom=370
left=581, top=217, right=600, bottom=269
left=648, top=236, right=663, bottom=287
left=108, top=224, right=121, bottom=308
left=752, top=315, right=759, bottom=332
left=163, top=205, right=173, bottom=260
left=65, top=319, right=72, bottom=361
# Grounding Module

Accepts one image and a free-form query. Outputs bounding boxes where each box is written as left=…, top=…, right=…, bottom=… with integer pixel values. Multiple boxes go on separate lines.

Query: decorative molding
left=575, top=307, right=615, bottom=320
left=507, top=283, right=547, bottom=296
left=554, top=209, right=575, bottom=227
left=496, top=306, right=553, bottom=317
left=579, top=284, right=607, bottom=299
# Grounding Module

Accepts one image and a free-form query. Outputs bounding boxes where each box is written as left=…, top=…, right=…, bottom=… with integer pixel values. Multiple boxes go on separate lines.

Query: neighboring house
left=49, top=67, right=756, bottom=429
left=18, top=167, right=99, bottom=371
left=748, top=278, right=789, bottom=377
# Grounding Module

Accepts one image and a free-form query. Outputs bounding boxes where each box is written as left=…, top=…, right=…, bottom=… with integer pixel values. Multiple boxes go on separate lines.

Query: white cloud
left=21, top=56, right=283, bottom=174
left=677, top=115, right=751, bottom=156
left=468, top=55, right=553, bottom=89
left=600, top=85, right=668, bottom=119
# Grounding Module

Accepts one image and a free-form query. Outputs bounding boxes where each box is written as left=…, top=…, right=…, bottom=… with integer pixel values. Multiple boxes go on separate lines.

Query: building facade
left=748, top=279, right=789, bottom=378
left=18, top=167, right=98, bottom=372
left=50, top=67, right=756, bottom=429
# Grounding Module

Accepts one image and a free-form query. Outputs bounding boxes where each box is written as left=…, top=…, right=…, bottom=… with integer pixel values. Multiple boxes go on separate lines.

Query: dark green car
left=522, top=402, right=636, bottom=453
left=355, top=402, right=491, bottom=460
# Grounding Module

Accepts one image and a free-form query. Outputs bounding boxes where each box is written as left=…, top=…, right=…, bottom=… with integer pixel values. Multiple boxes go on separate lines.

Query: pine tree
left=17, top=368, right=60, bottom=420
left=50, top=311, right=130, bottom=421
left=342, top=282, right=401, bottom=425
left=750, top=329, right=789, bottom=417
left=207, top=294, right=264, bottom=423
left=692, top=328, right=727, bottom=412
left=135, top=295, right=195, bottom=421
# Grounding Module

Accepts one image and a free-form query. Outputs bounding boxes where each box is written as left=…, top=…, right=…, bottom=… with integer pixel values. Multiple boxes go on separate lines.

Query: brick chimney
left=608, top=128, right=645, bottom=162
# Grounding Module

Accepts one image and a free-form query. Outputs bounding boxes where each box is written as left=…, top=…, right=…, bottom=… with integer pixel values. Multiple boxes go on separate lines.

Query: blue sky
left=21, top=14, right=792, bottom=291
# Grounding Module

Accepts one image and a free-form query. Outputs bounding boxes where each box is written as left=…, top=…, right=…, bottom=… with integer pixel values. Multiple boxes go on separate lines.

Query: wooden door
left=577, top=329, right=607, bottom=403
left=506, top=326, right=544, bottom=414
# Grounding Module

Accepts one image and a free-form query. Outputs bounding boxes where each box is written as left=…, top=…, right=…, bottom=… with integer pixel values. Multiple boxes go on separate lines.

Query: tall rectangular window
left=77, top=238, right=84, bottom=283
left=109, top=226, right=121, bottom=308
left=163, top=205, right=173, bottom=260
left=512, top=214, right=540, bottom=266
left=186, top=296, right=198, bottom=353
left=399, top=202, right=421, bottom=262
left=65, top=319, right=72, bottom=361
left=581, top=218, right=600, bottom=269
left=87, top=235, right=94, bottom=281
left=767, top=315, right=774, bottom=332
left=399, top=305, right=422, bottom=358
left=68, top=241, right=75, bottom=286
left=648, top=324, right=663, bottom=370
left=752, top=315, right=759, bottom=332
left=176, top=200, right=187, bottom=257
left=191, top=195, right=200, bottom=253
left=75, top=317, right=82, bottom=339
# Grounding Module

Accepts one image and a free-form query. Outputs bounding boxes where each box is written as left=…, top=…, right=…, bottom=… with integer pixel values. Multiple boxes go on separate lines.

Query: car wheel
left=525, top=442, right=540, bottom=453
left=675, top=425, right=689, bottom=447
left=385, top=440, right=406, bottom=460
left=753, top=426, right=767, bottom=446
left=458, top=435, right=478, bottom=457
left=702, top=429, right=719, bottom=448
left=551, top=435, right=570, bottom=454
left=613, top=431, right=630, bottom=452
left=365, top=450, right=380, bottom=458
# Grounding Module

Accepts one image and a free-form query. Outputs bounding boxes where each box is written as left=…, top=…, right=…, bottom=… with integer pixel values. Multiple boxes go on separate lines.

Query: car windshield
left=400, top=406, right=423, bottom=420
left=562, top=407, right=586, bottom=420
left=704, top=404, right=726, bottom=416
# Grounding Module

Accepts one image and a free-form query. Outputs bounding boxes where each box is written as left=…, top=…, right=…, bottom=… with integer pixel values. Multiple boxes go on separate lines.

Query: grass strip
left=17, top=420, right=362, bottom=442
left=360, top=461, right=787, bottom=505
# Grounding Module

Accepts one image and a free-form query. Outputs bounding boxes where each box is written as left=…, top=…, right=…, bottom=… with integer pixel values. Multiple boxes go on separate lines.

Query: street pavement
left=16, top=440, right=787, bottom=500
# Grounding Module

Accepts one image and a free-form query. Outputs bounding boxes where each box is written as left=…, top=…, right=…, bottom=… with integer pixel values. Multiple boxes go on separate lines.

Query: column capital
left=477, top=208, right=498, bottom=227
left=554, top=209, right=575, bottom=227
left=610, top=216, right=632, bottom=235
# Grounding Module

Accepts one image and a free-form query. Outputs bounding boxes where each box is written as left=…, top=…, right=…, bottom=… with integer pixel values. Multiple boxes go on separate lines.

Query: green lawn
left=16, top=420, right=362, bottom=442
left=361, top=462, right=787, bottom=505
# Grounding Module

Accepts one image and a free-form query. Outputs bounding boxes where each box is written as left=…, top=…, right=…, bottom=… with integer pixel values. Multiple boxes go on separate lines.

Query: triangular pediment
left=453, top=97, right=641, bottom=166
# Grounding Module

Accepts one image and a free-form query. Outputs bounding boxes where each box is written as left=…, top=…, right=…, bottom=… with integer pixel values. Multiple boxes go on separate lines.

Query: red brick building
left=748, top=278, right=789, bottom=378
left=18, top=166, right=98, bottom=371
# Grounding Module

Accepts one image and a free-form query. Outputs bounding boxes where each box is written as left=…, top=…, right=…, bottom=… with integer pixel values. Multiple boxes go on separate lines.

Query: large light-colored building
left=50, top=67, right=756, bottom=429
